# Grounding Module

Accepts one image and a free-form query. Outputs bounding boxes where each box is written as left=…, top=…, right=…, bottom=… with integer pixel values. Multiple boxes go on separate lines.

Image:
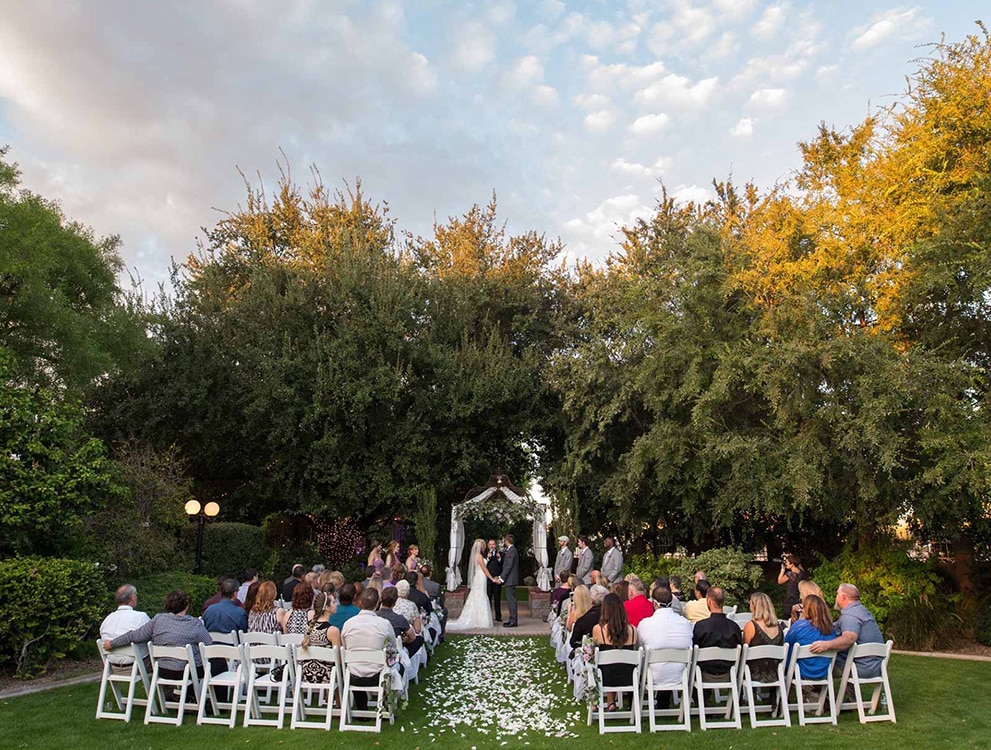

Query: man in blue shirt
left=329, top=582, right=360, bottom=629
left=809, top=583, right=884, bottom=677
left=202, top=577, right=247, bottom=634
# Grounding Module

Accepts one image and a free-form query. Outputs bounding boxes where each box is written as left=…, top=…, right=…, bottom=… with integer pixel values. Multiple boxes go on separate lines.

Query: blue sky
left=0, top=1, right=980, bottom=288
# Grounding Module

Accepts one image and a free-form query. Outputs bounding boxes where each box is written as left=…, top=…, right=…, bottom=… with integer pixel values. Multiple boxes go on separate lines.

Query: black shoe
left=503, top=621, right=517, bottom=628
left=494, top=618, right=502, bottom=622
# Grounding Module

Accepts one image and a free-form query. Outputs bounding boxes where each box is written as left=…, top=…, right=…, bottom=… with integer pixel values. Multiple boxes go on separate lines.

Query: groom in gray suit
left=498, top=533, right=519, bottom=627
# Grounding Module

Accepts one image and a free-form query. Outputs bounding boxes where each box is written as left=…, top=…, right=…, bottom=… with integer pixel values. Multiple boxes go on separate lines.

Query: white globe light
left=204, top=501, right=220, bottom=518
left=184, top=499, right=201, bottom=516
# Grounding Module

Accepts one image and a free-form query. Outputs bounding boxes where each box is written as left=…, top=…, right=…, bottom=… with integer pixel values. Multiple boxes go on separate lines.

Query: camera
left=772, top=557, right=785, bottom=564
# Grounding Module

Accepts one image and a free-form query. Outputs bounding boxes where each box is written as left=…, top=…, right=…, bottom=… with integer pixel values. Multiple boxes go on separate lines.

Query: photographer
left=776, top=553, right=808, bottom=620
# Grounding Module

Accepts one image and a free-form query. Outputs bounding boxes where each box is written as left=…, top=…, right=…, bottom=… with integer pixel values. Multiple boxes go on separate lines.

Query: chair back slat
left=239, top=632, right=278, bottom=646
left=342, top=648, right=387, bottom=667
left=744, top=644, right=788, bottom=661
left=849, top=641, right=891, bottom=660
left=644, top=647, right=692, bottom=665
left=595, top=648, right=642, bottom=667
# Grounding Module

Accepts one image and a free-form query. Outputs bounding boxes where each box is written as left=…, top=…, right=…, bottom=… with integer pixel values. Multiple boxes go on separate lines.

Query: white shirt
left=637, top=608, right=694, bottom=686
left=100, top=605, right=151, bottom=664
left=236, top=581, right=253, bottom=603
left=341, top=609, right=396, bottom=677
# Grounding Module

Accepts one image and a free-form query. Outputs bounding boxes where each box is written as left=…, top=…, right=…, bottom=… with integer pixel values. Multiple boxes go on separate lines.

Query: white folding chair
left=724, top=605, right=738, bottom=615
left=95, top=641, right=150, bottom=722
left=279, top=632, right=304, bottom=647
left=240, top=631, right=279, bottom=646
left=693, top=646, right=743, bottom=730
left=585, top=648, right=642, bottom=734
left=339, top=648, right=392, bottom=732
left=208, top=631, right=238, bottom=646
left=242, top=644, right=293, bottom=728
left=739, top=644, right=790, bottom=728
left=641, top=647, right=694, bottom=732
left=786, top=645, right=838, bottom=725
left=196, top=643, right=246, bottom=727
left=836, top=640, right=896, bottom=723
left=729, top=613, right=753, bottom=628
left=144, top=644, right=201, bottom=726
left=291, top=644, right=340, bottom=730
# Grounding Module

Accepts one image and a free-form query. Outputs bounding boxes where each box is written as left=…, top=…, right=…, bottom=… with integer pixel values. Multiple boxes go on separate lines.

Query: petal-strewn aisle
left=413, top=636, right=580, bottom=742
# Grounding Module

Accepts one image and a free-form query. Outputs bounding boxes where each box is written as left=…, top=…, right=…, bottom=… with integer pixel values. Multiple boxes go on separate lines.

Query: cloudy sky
left=0, top=1, right=979, bottom=288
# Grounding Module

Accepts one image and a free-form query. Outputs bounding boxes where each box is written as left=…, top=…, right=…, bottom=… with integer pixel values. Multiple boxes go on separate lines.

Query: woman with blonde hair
left=405, top=544, right=420, bottom=572
left=248, top=580, right=286, bottom=634
left=791, top=579, right=825, bottom=622
left=743, top=592, right=784, bottom=683
left=566, top=584, right=592, bottom=631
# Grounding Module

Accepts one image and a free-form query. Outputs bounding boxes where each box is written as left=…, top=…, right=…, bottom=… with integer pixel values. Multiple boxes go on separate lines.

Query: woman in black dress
left=777, top=554, right=808, bottom=620
left=592, top=593, right=638, bottom=712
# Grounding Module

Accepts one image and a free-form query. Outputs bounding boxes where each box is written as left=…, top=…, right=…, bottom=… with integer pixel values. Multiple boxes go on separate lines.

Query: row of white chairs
left=573, top=640, right=895, bottom=734
left=97, top=636, right=428, bottom=732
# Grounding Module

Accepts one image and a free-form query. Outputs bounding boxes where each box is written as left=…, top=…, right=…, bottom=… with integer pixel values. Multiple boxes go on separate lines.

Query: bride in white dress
left=446, top=538, right=497, bottom=631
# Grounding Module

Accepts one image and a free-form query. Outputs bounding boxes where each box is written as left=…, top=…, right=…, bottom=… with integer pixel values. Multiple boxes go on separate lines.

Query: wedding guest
left=600, top=536, right=624, bottom=584
left=366, top=575, right=383, bottom=593
left=304, top=571, right=320, bottom=597
left=327, top=570, right=346, bottom=592
left=380, top=586, right=423, bottom=657
left=623, top=579, right=653, bottom=627
left=341, top=588, right=397, bottom=711
left=694, top=570, right=707, bottom=584
left=284, top=582, right=315, bottom=634
left=683, top=579, right=712, bottom=623
left=566, top=584, right=592, bottom=633
left=648, top=576, right=669, bottom=599
left=554, top=536, right=574, bottom=581
left=592, top=593, right=638, bottom=712
left=669, top=576, right=686, bottom=601
left=203, top=575, right=242, bottom=612
left=575, top=536, right=594, bottom=585
left=100, top=585, right=150, bottom=669
left=282, top=564, right=306, bottom=603
left=790, top=580, right=825, bottom=623
left=329, top=583, right=359, bottom=629
left=405, top=545, right=420, bottom=572
left=385, top=564, right=405, bottom=588
left=242, top=581, right=261, bottom=614
left=248, top=581, right=286, bottom=634
left=784, top=594, right=838, bottom=680
left=591, top=570, right=608, bottom=587
left=236, top=569, right=258, bottom=604
left=403, top=572, right=433, bottom=616
left=552, top=572, right=573, bottom=615
left=570, top=584, right=608, bottom=650
left=611, top=580, right=630, bottom=601
left=202, top=577, right=247, bottom=633
left=742, top=592, right=784, bottom=684
left=777, top=554, right=809, bottom=619
left=393, top=581, right=423, bottom=633
left=809, top=583, right=884, bottom=678
left=692, top=586, right=743, bottom=679
left=299, top=591, right=342, bottom=684
left=637, top=586, right=693, bottom=709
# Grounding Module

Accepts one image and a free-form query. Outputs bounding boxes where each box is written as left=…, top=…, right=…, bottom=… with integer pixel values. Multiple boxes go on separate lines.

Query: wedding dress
left=446, top=541, right=494, bottom=631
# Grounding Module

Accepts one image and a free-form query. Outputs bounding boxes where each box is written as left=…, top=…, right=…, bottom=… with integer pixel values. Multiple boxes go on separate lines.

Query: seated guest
left=403, top=572, right=433, bottom=616
left=637, top=586, right=693, bottom=708
left=203, top=577, right=248, bottom=634
left=810, top=583, right=884, bottom=677
left=100, top=584, right=150, bottom=669
left=299, top=591, right=342, bottom=684
left=683, top=579, right=712, bottom=624
left=203, top=575, right=242, bottom=611
left=282, top=564, right=306, bottom=603
left=784, top=594, right=838, bottom=680
left=647, top=576, right=669, bottom=599
left=565, top=584, right=591, bottom=632
left=248, top=580, right=286, bottom=634
left=570, top=584, right=608, bottom=650
left=242, top=580, right=261, bottom=614
left=341, top=588, right=398, bottom=710
left=592, top=593, right=638, bottom=711
left=669, top=576, right=685, bottom=602
left=304, top=571, right=320, bottom=597
left=790, top=579, right=825, bottom=624
left=104, top=589, right=220, bottom=680
left=692, top=586, right=743, bottom=679
left=551, top=573, right=573, bottom=615
left=393, top=581, right=424, bottom=636
left=624, top=579, right=653, bottom=627
left=590, top=570, right=609, bottom=588
left=611, top=580, right=630, bottom=601
left=283, top=582, right=315, bottom=634
left=742, top=592, right=784, bottom=684
left=379, top=586, right=423, bottom=657
left=366, top=575, right=384, bottom=593
left=694, top=570, right=707, bottom=584
left=384, top=564, right=405, bottom=588
left=237, top=569, right=258, bottom=604
left=329, top=583, right=360, bottom=629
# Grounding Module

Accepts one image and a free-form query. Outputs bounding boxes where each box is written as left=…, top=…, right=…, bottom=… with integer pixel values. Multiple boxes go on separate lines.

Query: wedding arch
left=445, top=474, right=553, bottom=592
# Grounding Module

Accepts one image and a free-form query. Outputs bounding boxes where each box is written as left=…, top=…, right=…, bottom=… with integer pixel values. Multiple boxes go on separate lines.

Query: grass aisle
left=2, top=637, right=990, bottom=749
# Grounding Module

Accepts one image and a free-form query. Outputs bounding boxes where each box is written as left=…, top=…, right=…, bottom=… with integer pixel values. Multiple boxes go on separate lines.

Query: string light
left=309, top=515, right=363, bottom=569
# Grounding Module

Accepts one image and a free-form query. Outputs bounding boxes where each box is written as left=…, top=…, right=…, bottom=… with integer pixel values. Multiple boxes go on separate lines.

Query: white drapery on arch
left=445, top=476, right=553, bottom=592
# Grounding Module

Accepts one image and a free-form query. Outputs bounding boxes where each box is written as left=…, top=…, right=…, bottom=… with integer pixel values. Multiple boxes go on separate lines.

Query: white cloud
left=749, top=87, right=787, bottom=108
left=585, top=58, right=667, bottom=92
left=849, top=8, right=931, bottom=51
left=573, top=92, right=611, bottom=111
left=648, top=5, right=716, bottom=52
left=634, top=74, right=718, bottom=112
left=816, top=64, right=838, bottom=82
left=453, top=21, right=496, bottom=70
left=563, top=193, right=653, bottom=250
left=752, top=3, right=788, bottom=40
left=486, top=0, right=516, bottom=26
left=507, top=55, right=543, bottom=86
left=531, top=84, right=560, bottom=107
left=712, top=0, right=759, bottom=19
left=628, top=113, right=670, bottom=136
left=584, top=109, right=616, bottom=133
left=731, top=117, right=757, bottom=137
left=671, top=184, right=712, bottom=205
left=610, top=157, right=668, bottom=178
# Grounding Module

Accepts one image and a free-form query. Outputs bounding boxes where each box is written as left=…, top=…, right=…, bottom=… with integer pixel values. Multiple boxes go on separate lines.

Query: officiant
left=485, top=538, right=504, bottom=622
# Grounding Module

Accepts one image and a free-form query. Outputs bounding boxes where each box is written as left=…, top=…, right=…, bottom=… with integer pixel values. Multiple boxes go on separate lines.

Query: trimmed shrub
left=0, top=557, right=109, bottom=676
left=670, top=547, right=764, bottom=606
left=625, top=552, right=678, bottom=585
left=182, top=522, right=266, bottom=578
left=133, top=572, right=217, bottom=617
left=259, top=542, right=321, bottom=583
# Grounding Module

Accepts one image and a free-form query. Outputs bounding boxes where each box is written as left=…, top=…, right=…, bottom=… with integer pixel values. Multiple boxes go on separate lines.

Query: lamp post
left=185, top=499, right=220, bottom=574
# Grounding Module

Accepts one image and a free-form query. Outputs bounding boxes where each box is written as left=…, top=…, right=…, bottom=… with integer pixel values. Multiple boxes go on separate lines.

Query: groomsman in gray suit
left=497, top=534, right=519, bottom=627
left=554, top=536, right=574, bottom=581
left=600, top=536, right=623, bottom=584
left=575, top=535, right=594, bottom=584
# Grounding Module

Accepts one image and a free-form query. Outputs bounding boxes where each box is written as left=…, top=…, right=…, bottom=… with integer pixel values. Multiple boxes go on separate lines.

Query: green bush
left=670, top=547, right=764, bottom=606
left=182, top=522, right=266, bottom=578
left=132, top=572, right=218, bottom=617
left=0, top=557, right=110, bottom=676
left=624, top=552, right=679, bottom=585
left=259, top=542, right=321, bottom=583
left=885, top=594, right=965, bottom=651
left=812, top=543, right=945, bottom=631
left=976, top=601, right=991, bottom=647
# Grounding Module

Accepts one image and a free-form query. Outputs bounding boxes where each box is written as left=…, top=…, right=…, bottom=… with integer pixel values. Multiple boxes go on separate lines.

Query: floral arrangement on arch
left=452, top=493, right=542, bottom=525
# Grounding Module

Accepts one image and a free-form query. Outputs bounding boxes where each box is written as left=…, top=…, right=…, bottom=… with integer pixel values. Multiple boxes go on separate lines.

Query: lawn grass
left=2, top=637, right=988, bottom=749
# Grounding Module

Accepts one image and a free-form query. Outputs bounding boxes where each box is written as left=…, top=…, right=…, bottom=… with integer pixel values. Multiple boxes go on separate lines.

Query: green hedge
left=260, top=542, right=321, bottom=583
left=0, top=557, right=109, bottom=676
left=181, top=522, right=266, bottom=578
left=132, top=572, right=218, bottom=617
left=670, top=547, right=764, bottom=606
